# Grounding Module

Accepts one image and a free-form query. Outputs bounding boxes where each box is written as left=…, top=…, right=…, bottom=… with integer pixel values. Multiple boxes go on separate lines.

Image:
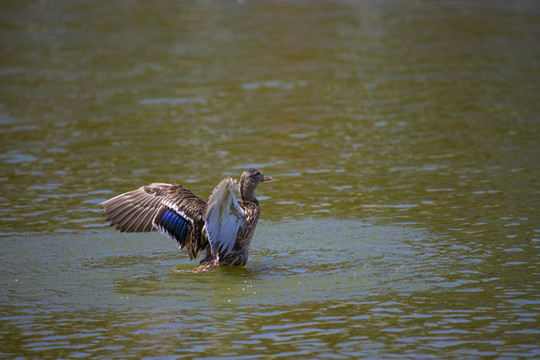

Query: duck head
left=240, top=168, right=272, bottom=203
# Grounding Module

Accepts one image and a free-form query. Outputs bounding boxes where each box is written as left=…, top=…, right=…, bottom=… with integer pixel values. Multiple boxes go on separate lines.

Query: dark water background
left=1, top=0, right=539, bottom=358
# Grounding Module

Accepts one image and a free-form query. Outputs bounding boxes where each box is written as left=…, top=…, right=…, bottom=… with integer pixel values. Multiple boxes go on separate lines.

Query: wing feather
left=101, top=182, right=208, bottom=260
left=132, top=192, right=163, bottom=232
left=102, top=185, right=165, bottom=232
left=203, top=178, right=245, bottom=256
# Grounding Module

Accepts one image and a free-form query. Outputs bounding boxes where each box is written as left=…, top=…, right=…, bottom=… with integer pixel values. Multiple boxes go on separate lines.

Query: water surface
left=1, top=0, right=539, bottom=358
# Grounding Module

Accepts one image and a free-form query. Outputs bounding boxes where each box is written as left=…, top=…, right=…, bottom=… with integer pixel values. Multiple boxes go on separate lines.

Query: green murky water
left=1, top=1, right=539, bottom=358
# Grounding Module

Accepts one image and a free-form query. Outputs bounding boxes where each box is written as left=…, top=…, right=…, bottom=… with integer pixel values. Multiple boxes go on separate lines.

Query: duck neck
left=241, top=185, right=258, bottom=205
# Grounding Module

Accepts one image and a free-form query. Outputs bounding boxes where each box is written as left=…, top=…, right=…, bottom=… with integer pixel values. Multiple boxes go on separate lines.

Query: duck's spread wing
left=203, top=178, right=245, bottom=256
left=101, top=183, right=171, bottom=233
left=101, top=183, right=207, bottom=258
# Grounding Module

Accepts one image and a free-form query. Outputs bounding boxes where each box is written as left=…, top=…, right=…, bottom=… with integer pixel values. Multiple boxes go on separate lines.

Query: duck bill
left=262, top=175, right=272, bottom=182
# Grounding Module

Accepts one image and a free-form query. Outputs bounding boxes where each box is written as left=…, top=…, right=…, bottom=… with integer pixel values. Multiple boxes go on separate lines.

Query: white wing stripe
left=161, top=200, right=193, bottom=224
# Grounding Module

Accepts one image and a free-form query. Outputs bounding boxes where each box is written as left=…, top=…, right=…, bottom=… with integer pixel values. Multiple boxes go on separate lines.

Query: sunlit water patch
left=113, top=219, right=446, bottom=307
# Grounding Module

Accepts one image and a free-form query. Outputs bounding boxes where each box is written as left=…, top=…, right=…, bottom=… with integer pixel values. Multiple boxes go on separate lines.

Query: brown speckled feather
left=215, top=200, right=260, bottom=266
left=101, top=183, right=208, bottom=259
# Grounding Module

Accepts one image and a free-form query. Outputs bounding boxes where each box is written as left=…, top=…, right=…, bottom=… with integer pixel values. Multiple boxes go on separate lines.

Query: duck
left=101, top=168, right=272, bottom=272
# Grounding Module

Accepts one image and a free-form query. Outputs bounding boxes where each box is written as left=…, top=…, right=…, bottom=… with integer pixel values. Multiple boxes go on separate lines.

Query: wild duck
left=101, top=168, right=271, bottom=272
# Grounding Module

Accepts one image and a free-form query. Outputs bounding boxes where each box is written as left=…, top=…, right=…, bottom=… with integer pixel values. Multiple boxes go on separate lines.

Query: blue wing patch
left=154, top=208, right=191, bottom=248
